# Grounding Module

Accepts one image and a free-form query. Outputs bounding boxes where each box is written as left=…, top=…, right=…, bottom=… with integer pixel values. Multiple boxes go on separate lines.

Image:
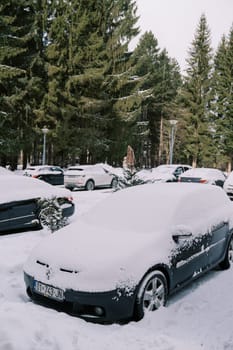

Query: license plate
left=34, top=281, right=64, bottom=301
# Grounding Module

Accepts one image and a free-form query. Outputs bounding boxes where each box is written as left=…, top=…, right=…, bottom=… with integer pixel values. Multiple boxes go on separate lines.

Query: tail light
left=199, top=179, right=208, bottom=184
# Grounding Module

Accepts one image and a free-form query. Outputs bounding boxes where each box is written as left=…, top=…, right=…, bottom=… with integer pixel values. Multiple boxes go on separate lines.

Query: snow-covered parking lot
left=1, top=188, right=233, bottom=350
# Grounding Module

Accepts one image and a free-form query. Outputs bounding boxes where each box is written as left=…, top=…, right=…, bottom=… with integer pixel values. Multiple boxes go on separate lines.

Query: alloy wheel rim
left=142, top=277, right=165, bottom=311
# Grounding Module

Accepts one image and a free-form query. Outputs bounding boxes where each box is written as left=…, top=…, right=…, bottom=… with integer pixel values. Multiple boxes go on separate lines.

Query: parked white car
left=64, top=164, right=118, bottom=191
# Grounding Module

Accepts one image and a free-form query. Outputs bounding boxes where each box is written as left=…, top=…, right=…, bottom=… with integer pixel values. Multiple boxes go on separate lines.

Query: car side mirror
left=172, top=233, right=192, bottom=244
left=171, top=225, right=193, bottom=243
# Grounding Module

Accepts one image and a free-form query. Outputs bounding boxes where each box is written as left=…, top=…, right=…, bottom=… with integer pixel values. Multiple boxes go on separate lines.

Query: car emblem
left=46, top=267, right=53, bottom=280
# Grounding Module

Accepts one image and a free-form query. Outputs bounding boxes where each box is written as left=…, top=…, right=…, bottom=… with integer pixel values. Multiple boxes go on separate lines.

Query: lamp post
left=42, top=126, right=49, bottom=165
left=169, top=119, right=178, bottom=164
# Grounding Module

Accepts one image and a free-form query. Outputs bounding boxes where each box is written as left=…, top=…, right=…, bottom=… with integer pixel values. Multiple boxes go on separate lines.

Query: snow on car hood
left=0, top=175, right=71, bottom=204
left=24, top=220, right=171, bottom=292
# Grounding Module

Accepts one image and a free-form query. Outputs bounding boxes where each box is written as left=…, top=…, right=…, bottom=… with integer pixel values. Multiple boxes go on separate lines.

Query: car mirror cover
left=171, top=224, right=193, bottom=243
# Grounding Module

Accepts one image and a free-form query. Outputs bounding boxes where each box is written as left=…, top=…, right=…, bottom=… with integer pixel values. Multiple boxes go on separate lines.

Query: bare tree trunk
left=227, top=160, right=232, bottom=173
left=192, top=157, right=197, bottom=168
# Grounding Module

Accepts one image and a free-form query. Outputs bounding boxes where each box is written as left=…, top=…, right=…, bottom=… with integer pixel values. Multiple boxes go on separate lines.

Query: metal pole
left=42, top=126, right=49, bottom=165
left=42, top=132, right=46, bottom=165
left=169, top=125, right=174, bottom=164
left=169, top=120, right=177, bottom=164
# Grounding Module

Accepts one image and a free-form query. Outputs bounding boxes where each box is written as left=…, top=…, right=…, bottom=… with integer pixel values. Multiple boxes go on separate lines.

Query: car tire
left=85, top=180, right=95, bottom=191
left=65, top=185, right=74, bottom=191
left=219, top=235, right=233, bottom=270
left=111, top=178, right=118, bottom=189
left=134, top=270, right=168, bottom=321
left=38, top=204, right=62, bottom=232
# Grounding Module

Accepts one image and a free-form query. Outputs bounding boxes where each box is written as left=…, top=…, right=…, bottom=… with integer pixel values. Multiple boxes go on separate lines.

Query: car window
left=174, top=167, right=183, bottom=176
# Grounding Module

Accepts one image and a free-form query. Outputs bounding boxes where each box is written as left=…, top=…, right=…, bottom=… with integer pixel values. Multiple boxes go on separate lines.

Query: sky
left=131, top=0, right=233, bottom=72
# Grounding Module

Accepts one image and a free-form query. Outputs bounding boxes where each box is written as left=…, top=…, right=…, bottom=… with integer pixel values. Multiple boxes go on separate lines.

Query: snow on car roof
left=0, top=174, right=70, bottom=204
left=80, top=182, right=232, bottom=235
left=181, top=167, right=222, bottom=177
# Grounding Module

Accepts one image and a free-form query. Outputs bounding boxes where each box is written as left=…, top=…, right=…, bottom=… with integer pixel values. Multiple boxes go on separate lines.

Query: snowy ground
left=1, top=188, right=233, bottom=350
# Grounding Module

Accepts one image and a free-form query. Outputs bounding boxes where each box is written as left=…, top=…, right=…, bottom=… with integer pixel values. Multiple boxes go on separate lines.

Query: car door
left=170, top=227, right=210, bottom=289
left=49, top=167, right=64, bottom=186
left=93, top=167, right=112, bottom=187
left=0, top=203, right=11, bottom=232
left=207, top=221, right=229, bottom=267
left=9, top=199, right=38, bottom=230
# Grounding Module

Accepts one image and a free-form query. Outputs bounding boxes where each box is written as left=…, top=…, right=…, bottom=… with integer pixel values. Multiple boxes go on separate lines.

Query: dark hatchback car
left=23, top=165, right=64, bottom=186
left=0, top=174, right=74, bottom=234
left=24, top=183, right=233, bottom=323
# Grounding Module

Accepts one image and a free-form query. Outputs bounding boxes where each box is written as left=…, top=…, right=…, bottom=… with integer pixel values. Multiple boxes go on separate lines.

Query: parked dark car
left=136, top=164, right=192, bottom=183
left=0, top=174, right=74, bottom=233
left=23, top=165, right=64, bottom=186
left=179, top=167, right=226, bottom=187
left=24, top=183, right=233, bottom=323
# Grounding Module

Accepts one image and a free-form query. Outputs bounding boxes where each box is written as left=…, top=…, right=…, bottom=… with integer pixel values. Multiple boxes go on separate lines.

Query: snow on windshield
left=80, top=183, right=233, bottom=235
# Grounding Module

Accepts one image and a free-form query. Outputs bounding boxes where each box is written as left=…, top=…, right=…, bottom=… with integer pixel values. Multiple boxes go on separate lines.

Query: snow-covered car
left=136, top=164, right=191, bottom=183
left=23, top=165, right=64, bottom=186
left=0, top=174, right=74, bottom=233
left=179, top=167, right=226, bottom=187
left=64, top=164, right=118, bottom=191
left=0, top=166, right=13, bottom=175
left=223, top=171, right=233, bottom=200
left=24, top=183, right=233, bottom=323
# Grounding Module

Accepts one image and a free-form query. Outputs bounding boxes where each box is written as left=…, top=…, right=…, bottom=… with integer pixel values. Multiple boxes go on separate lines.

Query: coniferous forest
left=0, top=1, right=233, bottom=170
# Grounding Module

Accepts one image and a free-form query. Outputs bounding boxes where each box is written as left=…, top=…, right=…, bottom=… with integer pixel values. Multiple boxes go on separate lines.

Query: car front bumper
left=24, top=272, right=137, bottom=323
left=60, top=202, right=75, bottom=218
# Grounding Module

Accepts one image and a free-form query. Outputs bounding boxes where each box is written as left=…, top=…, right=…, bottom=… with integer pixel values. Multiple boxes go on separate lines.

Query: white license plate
left=34, top=281, right=64, bottom=301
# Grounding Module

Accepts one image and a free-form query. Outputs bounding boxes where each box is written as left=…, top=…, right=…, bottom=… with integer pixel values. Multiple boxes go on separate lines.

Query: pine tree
left=179, top=14, right=213, bottom=167
left=0, top=1, right=48, bottom=168
left=212, top=27, right=233, bottom=170
left=133, top=31, right=181, bottom=167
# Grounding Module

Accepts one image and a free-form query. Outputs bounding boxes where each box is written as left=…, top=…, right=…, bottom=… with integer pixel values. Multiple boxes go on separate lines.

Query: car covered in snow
left=23, top=165, right=64, bottom=186
left=24, top=183, right=233, bottom=323
left=179, top=167, right=226, bottom=187
left=0, top=174, right=74, bottom=233
left=64, top=164, right=118, bottom=191
left=136, top=164, right=191, bottom=183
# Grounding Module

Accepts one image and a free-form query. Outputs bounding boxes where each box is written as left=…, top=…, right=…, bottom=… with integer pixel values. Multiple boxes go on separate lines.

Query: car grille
left=36, top=260, right=79, bottom=274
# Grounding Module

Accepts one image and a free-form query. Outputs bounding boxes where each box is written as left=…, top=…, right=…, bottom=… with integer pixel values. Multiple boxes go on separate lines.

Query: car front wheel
left=219, top=235, right=233, bottom=270
left=134, top=270, right=168, bottom=321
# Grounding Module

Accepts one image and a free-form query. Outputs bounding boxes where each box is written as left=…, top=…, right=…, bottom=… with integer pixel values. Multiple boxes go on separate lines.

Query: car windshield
left=183, top=168, right=216, bottom=177
left=154, top=165, right=176, bottom=174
